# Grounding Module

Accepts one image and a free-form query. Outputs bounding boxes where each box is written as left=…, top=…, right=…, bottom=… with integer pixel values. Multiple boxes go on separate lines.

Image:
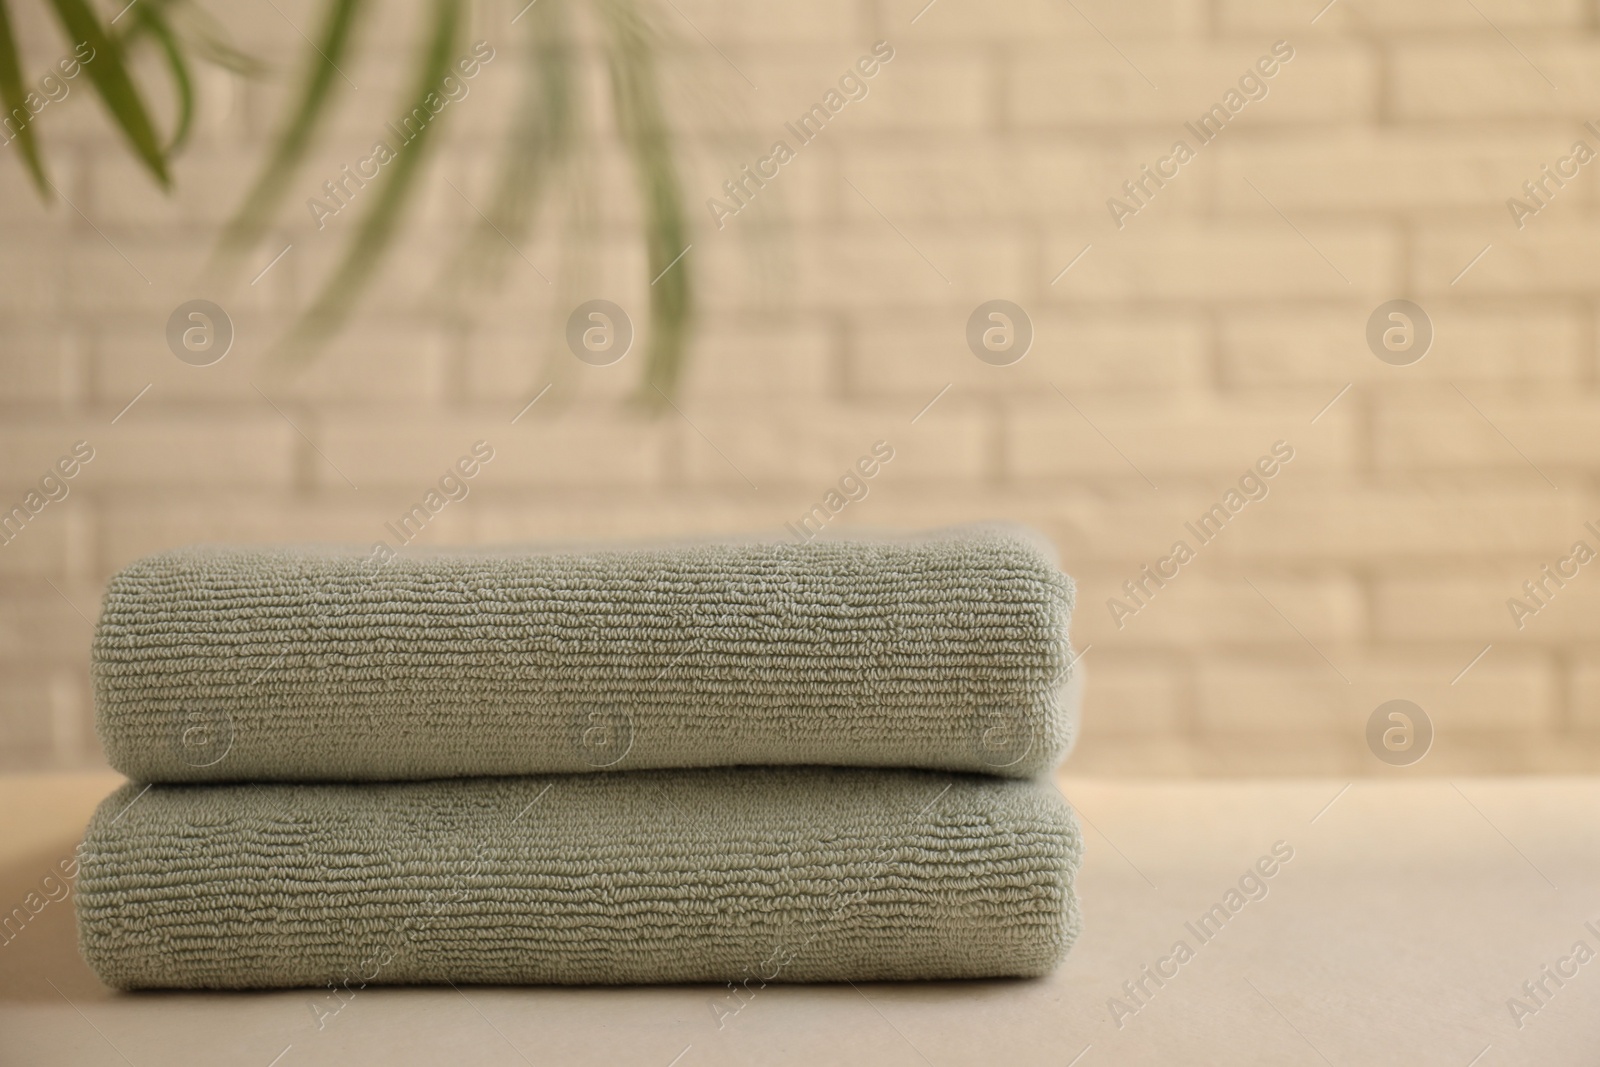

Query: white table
left=2, top=772, right=1596, bottom=1065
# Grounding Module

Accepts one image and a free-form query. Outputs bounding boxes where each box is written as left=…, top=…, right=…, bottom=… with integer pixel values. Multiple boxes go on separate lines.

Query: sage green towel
left=76, top=768, right=1082, bottom=989
left=92, top=525, right=1077, bottom=782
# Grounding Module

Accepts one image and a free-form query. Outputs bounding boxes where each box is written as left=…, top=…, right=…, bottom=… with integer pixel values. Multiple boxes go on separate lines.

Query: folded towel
left=76, top=767, right=1082, bottom=989
left=92, top=525, right=1077, bottom=782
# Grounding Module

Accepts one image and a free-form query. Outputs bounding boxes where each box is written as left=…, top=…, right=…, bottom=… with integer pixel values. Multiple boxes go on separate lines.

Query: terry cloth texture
left=92, top=525, right=1077, bottom=782
left=76, top=768, right=1083, bottom=990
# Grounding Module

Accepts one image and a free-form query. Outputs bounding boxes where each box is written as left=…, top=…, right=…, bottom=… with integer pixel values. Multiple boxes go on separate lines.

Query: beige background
left=2, top=0, right=1598, bottom=776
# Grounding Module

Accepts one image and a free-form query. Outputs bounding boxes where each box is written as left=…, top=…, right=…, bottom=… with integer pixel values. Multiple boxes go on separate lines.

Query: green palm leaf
left=173, top=2, right=267, bottom=77
left=272, top=0, right=461, bottom=365
left=215, top=0, right=363, bottom=260
left=119, top=1, right=194, bottom=155
left=46, top=0, right=168, bottom=187
left=0, top=0, right=49, bottom=197
left=446, top=0, right=573, bottom=290
left=599, top=0, right=691, bottom=405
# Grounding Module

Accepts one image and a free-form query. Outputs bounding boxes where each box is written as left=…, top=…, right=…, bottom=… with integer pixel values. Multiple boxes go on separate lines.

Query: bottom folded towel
left=76, top=767, right=1082, bottom=989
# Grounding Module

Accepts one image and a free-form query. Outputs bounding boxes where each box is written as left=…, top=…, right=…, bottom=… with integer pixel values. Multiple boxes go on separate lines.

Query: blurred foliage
left=6, top=0, right=693, bottom=404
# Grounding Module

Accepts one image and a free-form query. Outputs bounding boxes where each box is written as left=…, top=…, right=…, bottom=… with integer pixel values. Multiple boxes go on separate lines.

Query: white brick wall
left=2, top=0, right=1598, bottom=775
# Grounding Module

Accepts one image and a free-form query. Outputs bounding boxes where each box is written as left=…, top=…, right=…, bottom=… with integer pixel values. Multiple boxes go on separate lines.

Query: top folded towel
left=92, top=524, right=1077, bottom=782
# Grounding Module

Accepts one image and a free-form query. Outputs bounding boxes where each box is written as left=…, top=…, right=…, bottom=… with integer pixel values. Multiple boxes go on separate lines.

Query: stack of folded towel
left=75, top=524, right=1084, bottom=989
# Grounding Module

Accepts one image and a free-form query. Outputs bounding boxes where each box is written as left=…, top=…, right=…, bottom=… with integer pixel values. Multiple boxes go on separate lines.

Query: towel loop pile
left=76, top=524, right=1084, bottom=989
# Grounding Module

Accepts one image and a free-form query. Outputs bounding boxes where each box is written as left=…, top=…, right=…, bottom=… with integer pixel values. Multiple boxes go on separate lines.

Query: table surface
left=1, top=771, right=1596, bottom=1066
